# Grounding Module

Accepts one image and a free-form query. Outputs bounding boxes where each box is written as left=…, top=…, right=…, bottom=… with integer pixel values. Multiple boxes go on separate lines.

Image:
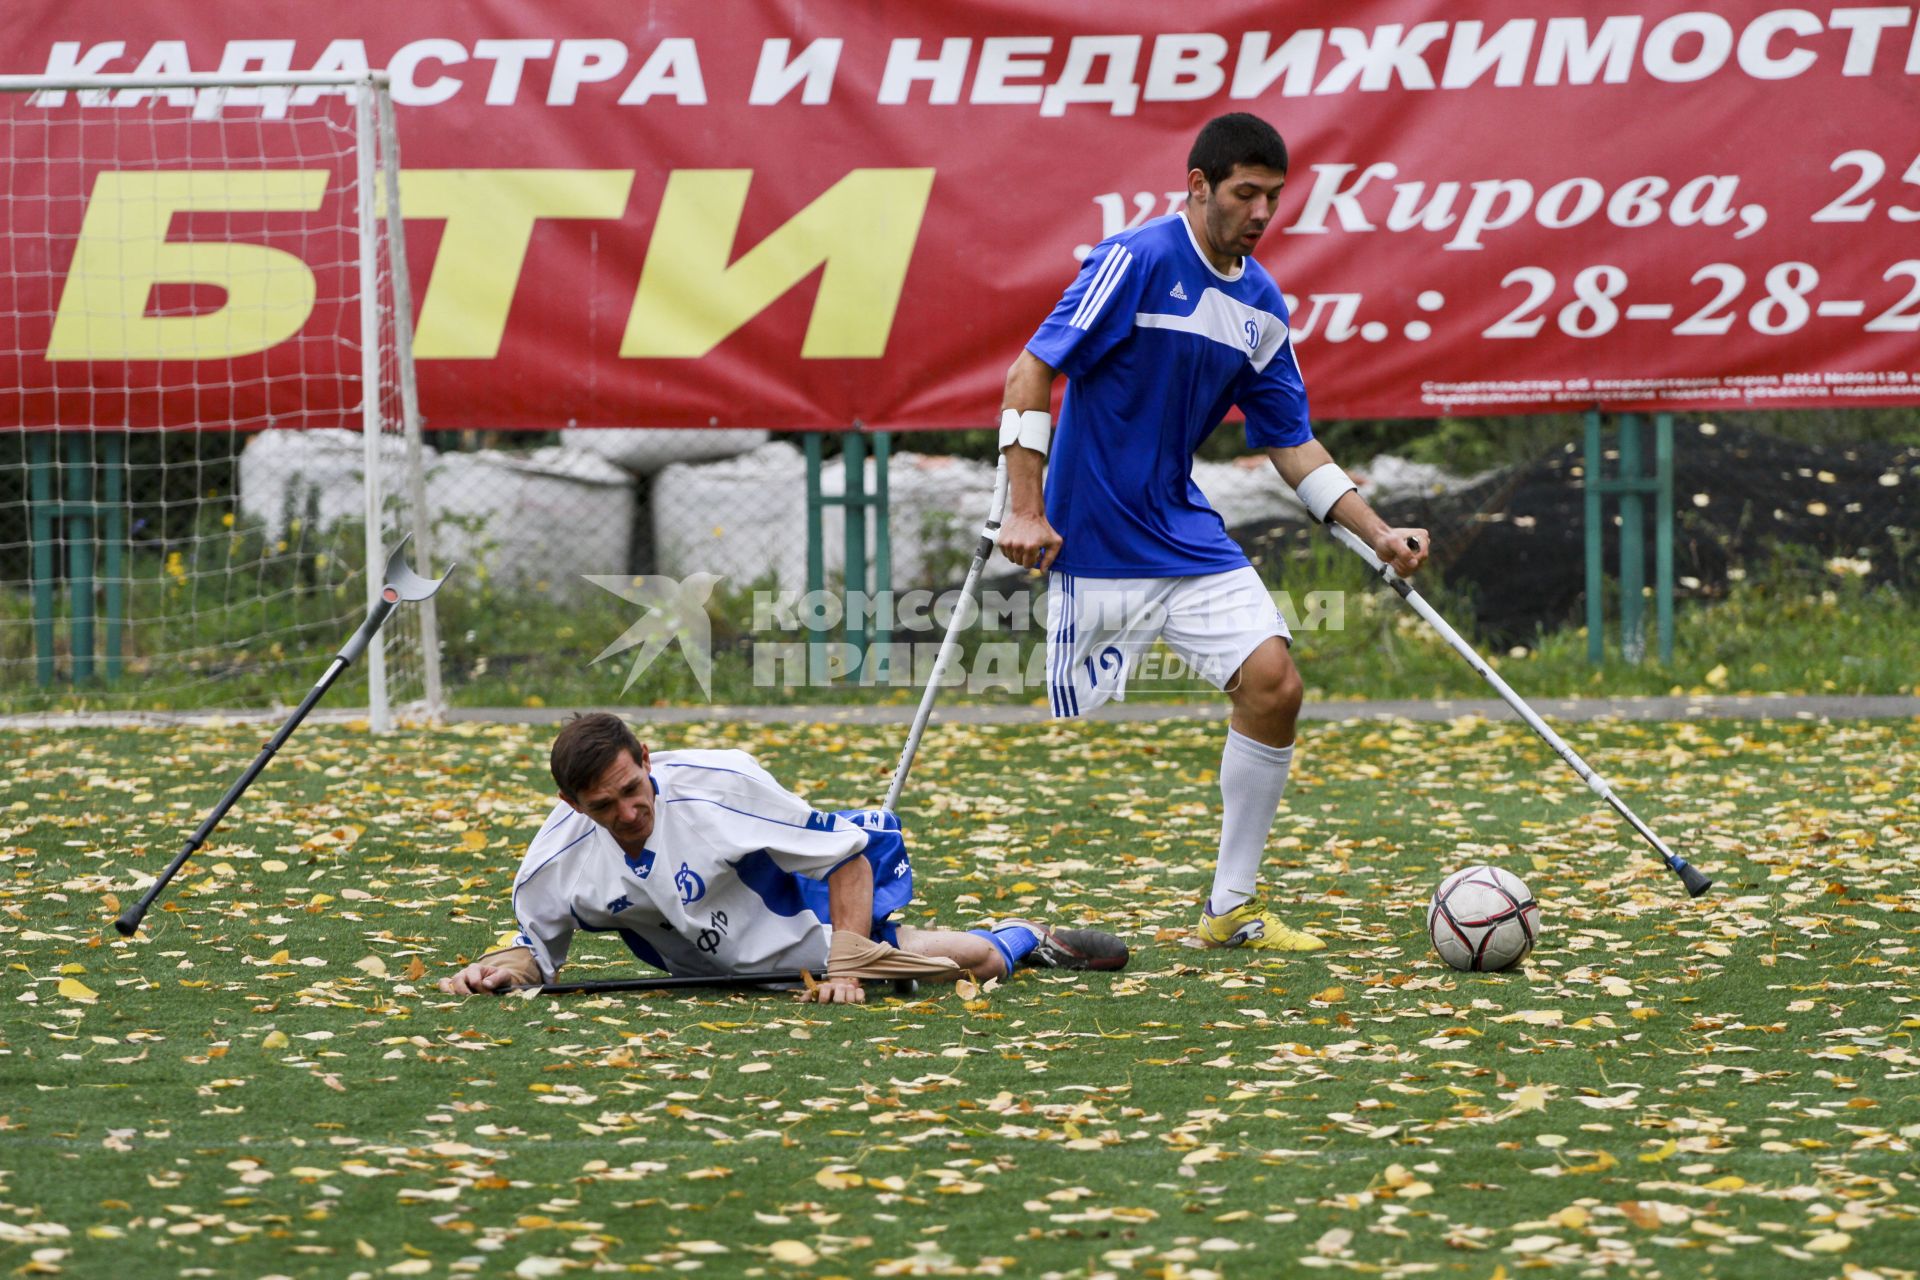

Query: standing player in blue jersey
left=996, top=113, right=1430, bottom=954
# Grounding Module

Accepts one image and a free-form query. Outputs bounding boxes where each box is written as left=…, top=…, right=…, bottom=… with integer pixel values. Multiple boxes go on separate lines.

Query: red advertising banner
left=5, top=1, right=1919, bottom=429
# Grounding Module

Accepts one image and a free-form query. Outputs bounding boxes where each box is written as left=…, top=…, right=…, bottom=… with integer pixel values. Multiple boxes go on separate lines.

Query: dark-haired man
left=440, top=713, right=1126, bottom=1003
left=996, top=112, right=1430, bottom=954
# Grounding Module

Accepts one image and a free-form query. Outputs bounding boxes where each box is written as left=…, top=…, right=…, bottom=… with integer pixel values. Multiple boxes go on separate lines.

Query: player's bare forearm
left=1264, top=443, right=1431, bottom=577
left=827, top=853, right=875, bottom=931
left=1001, top=351, right=1056, bottom=516
left=999, top=351, right=1064, bottom=570
left=810, top=855, right=878, bottom=1004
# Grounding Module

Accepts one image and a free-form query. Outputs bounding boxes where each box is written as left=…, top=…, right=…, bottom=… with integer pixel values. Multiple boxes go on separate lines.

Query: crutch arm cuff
left=1294, top=462, right=1358, bottom=524
left=999, top=409, right=1052, bottom=457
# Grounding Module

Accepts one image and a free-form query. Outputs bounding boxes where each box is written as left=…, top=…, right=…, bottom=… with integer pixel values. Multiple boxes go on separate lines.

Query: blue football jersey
left=1025, top=213, right=1313, bottom=578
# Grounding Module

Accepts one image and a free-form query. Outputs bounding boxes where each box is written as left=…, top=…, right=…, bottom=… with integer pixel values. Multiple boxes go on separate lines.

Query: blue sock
left=970, top=922, right=1041, bottom=974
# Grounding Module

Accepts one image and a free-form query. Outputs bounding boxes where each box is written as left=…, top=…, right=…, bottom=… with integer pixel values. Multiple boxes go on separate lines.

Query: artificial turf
left=2, top=715, right=1915, bottom=1278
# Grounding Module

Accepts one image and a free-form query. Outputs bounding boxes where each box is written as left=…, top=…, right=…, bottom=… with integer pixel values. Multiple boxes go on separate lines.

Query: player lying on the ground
left=440, top=713, right=1127, bottom=1003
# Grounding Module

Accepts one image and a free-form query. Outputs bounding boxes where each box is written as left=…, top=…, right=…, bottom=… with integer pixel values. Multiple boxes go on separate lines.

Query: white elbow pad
left=999, top=408, right=1052, bottom=457
left=1294, top=462, right=1357, bottom=523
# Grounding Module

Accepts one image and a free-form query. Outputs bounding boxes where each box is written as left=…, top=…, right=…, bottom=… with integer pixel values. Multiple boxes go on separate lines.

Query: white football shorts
left=1045, top=566, right=1289, bottom=718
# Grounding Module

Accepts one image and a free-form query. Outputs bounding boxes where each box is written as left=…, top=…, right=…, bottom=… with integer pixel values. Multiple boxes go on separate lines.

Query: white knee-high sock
left=1210, top=728, right=1294, bottom=914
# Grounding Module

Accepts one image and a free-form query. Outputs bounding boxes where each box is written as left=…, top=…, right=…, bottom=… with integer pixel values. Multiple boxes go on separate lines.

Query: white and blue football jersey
left=507, top=750, right=910, bottom=981
left=1025, top=213, right=1313, bottom=578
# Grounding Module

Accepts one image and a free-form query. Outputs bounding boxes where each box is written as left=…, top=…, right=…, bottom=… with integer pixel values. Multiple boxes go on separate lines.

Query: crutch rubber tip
left=1677, top=863, right=1714, bottom=898
left=112, top=911, right=141, bottom=937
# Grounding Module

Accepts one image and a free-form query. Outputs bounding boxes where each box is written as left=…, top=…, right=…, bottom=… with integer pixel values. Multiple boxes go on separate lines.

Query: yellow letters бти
left=46, top=166, right=933, bottom=365
left=398, top=169, right=634, bottom=358
left=46, top=170, right=326, bottom=361
left=621, top=167, right=935, bottom=359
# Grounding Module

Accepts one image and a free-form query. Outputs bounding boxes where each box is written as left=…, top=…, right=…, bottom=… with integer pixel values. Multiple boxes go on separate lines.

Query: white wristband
left=998, top=408, right=1052, bottom=456
left=1294, top=462, right=1357, bottom=523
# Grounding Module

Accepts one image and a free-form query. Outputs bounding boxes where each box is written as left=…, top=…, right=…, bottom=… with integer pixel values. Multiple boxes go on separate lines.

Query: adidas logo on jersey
left=1169, top=281, right=1189, bottom=301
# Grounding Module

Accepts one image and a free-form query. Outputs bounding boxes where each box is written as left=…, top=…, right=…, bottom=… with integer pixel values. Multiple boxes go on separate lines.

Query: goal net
left=0, top=71, right=441, bottom=728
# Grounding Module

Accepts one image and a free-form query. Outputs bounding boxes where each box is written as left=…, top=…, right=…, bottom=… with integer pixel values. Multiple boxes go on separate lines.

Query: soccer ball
left=1427, top=865, right=1541, bottom=972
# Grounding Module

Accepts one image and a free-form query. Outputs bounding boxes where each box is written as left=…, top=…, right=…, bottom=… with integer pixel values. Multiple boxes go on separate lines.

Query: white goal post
left=0, top=70, right=442, bottom=728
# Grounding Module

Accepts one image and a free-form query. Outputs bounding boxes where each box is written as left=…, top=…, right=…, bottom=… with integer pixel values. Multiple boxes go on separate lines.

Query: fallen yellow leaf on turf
left=461, top=830, right=489, bottom=852
left=769, top=1240, right=817, bottom=1265
left=1806, top=1232, right=1851, bottom=1253
left=1639, top=1139, right=1677, bottom=1163
left=403, top=956, right=426, bottom=982
left=1702, top=1175, right=1745, bottom=1191
left=57, top=978, right=98, bottom=1001
left=354, top=955, right=389, bottom=978
left=1551, top=1206, right=1591, bottom=1230
left=815, top=1166, right=861, bottom=1190
left=262, top=1030, right=289, bottom=1050
left=1311, top=985, right=1346, bottom=1004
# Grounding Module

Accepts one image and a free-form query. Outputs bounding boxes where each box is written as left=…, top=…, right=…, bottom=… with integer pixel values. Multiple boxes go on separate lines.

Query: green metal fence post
left=872, top=431, right=892, bottom=655
left=103, top=431, right=126, bottom=681
left=29, top=433, right=56, bottom=686
left=1654, top=413, right=1675, bottom=666
left=1586, top=410, right=1678, bottom=668
left=804, top=433, right=826, bottom=662
left=64, top=434, right=96, bottom=684
left=1584, top=410, right=1604, bottom=665
left=1617, top=414, right=1645, bottom=664
left=803, top=429, right=894, bottom=687
left=842, top=432, right=868, bottom=681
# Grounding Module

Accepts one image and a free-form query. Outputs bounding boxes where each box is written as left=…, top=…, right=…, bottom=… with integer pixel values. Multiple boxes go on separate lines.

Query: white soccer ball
left=1426, top=864, right=1542, bottom=972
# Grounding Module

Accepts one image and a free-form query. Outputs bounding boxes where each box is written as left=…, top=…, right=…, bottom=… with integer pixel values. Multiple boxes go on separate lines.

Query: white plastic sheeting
left=652, top=444, right=1021, bottom=591
left=651, top=443, right=1487, bottom=592
left=428, top=446, right=633, bottom=591
left=238, top=430, right=635, bottom=591
left=559, top=427, right=770, bottom=474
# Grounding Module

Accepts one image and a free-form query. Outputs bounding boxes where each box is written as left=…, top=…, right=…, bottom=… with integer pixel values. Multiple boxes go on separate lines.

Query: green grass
left=3, top=716, right=1916, bottom=1278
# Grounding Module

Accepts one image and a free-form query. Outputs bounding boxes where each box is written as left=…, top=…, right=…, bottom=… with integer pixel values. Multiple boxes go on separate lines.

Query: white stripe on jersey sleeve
left=1070, top=247, right=1132, bottom=331
left=1067, top=246, right=1125, bottom=329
